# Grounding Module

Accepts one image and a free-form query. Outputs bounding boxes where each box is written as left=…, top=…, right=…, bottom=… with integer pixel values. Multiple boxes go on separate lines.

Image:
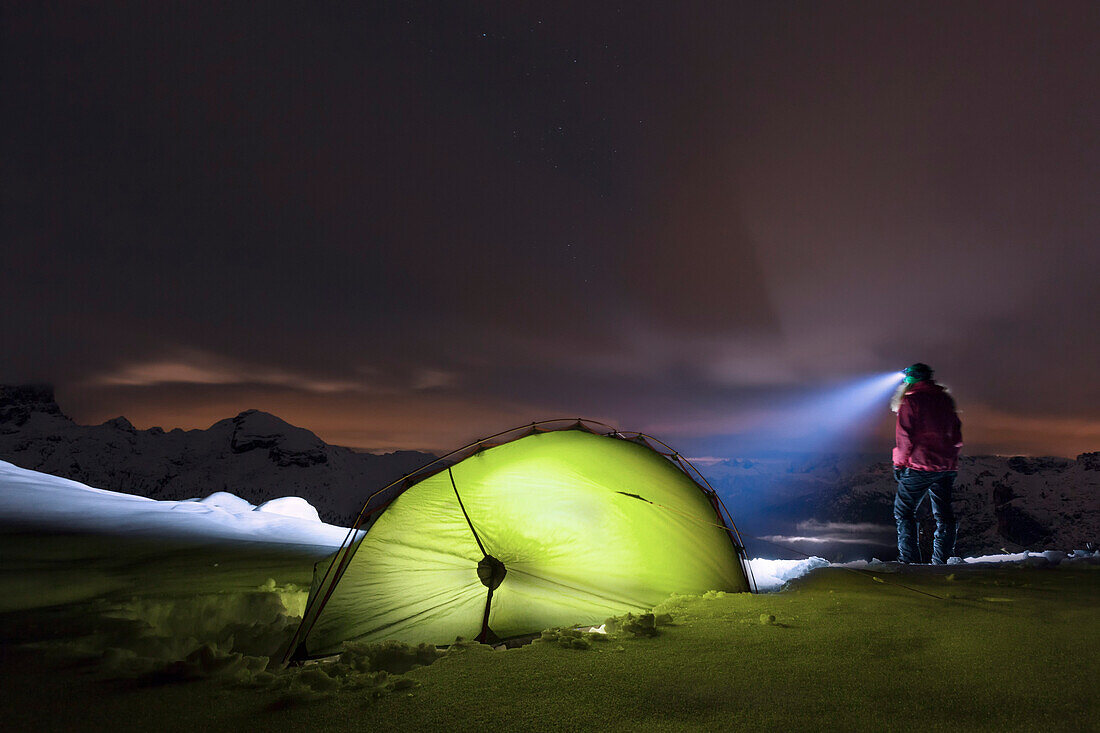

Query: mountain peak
left=228, top=409, right=328, bottom=467
left=1077, top=452, right=1100, bottom=471
left=102, top=416, right=137, bottom=433
left=0, top=384, right=68, bottom=429
left=232, top=408, right=288, bottom=426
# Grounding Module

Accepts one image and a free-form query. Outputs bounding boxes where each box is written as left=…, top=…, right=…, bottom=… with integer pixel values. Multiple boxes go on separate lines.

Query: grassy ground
left=3, top=563, right=1098, bottom=732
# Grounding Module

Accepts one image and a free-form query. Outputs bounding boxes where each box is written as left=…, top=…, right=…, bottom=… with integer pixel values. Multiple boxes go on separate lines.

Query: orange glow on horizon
left=54, top=385, right=1100, bottom=458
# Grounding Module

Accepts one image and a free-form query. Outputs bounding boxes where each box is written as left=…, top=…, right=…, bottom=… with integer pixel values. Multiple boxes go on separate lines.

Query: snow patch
left=953, top=549, right=1097, bottom=566
left=838, top=549, right=1100, bottom=569
left=255, top=496, right=321, bottom=523
left=0, top=460, right=354, bottom=547
left=194, top=491, right=256, bottom=513
left=748, top=557, right=830, bottom=591
left=747, top=550, right=1100, bottom=590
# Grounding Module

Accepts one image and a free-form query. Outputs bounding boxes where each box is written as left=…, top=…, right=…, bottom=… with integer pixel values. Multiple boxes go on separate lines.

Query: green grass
left=5, top=565, right=1098, bottom=732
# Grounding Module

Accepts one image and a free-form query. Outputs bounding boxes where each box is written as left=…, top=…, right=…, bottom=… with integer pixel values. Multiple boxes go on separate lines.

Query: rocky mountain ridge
left=0, top=384, right=432, bottom=525
left=705, top=452, right=1099, bottom=557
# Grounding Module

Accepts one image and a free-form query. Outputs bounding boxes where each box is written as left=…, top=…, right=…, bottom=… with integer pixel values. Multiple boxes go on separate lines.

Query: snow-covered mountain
left=704, top=453, right=1100, bottom=557
left=0, top=384, right=433, bottom=525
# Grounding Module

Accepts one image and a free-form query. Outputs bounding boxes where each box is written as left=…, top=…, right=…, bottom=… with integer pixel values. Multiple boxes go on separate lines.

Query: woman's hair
left=890, top=382, right=909, bottom=413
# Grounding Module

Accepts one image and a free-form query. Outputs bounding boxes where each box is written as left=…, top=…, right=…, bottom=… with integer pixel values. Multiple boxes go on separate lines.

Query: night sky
left=3, top=2, right=1098, bottom=457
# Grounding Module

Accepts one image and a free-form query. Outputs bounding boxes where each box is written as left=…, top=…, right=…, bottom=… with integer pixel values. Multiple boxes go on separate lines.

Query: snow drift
left=0, top=459, right=356, bottom=547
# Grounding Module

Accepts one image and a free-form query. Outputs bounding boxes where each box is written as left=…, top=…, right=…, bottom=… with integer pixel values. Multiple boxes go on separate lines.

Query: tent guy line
left=448, top=467, right=488, bottom=557
left=447, top=466, right=507, bottom=643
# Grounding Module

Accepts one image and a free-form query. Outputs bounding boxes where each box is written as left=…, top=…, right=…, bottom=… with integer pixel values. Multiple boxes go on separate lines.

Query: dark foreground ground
left=2, top=560, right=1097, bottom=732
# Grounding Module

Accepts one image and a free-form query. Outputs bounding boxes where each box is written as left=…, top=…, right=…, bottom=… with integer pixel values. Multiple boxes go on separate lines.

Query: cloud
left=795, top=520, right=896, bottom=535
left=760, top=536, right=894, bottom=546
left=762, top=520, right=896, bottom=548
left=91, top=351, right=368, bottom=395
left=410, top=369, right=457, bottom=391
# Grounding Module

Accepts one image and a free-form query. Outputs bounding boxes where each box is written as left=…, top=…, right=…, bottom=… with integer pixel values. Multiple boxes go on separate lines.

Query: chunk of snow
left=197, top=491, right=256, bottom=514
left=748, top=557, right=829, bottom=591
left=962, top=551, right=1031, bottom=564
left=959, top=550, right=1081, bottom=566
left=255, top=496, right=321, bottom=523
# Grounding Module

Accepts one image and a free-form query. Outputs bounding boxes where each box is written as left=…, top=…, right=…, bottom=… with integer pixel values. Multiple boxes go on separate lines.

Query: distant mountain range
left=2, top=384, right=1096, bottom=557
left=0, top=384, right=432, bottom=525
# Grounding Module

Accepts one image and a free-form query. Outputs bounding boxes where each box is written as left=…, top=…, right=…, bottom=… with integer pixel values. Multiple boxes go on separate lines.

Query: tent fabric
left=295, top=428, right=749, bottom=656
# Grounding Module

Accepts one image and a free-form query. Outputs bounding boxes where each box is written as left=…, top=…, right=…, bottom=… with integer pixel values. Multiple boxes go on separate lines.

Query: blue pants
left=894, top=468, right=957, bottom=564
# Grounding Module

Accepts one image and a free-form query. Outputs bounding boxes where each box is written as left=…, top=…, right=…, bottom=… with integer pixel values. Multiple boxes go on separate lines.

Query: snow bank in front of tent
left=748, top=557, right=830, bottom=591
left=0, top=459, right=355, bottom=547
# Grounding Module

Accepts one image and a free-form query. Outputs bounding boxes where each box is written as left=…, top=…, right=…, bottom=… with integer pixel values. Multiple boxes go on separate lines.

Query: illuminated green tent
left=285, top=421, right=752, bottom=659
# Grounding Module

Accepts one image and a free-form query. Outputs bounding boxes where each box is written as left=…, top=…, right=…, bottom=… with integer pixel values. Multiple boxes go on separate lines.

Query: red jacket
left=892, top=380, right=963, bottom=471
